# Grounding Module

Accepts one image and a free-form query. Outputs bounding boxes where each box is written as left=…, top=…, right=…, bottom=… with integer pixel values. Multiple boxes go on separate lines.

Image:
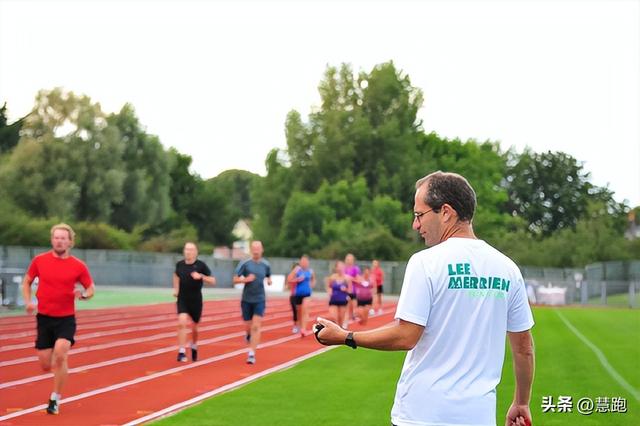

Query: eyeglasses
left=413, top=208, right=435, bottom=225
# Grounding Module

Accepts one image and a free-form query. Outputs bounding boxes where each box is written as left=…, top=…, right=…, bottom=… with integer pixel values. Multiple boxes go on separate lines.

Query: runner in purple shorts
left=326, top=260, right=350, bottom=328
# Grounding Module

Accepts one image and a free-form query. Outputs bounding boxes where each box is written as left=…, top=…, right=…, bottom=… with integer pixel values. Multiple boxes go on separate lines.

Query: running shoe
left=246, top=353, right=256, bottom=365
left=177, top=352, right=187, bottom=362
left=191, top=347, right=198, bottom=362
left=46, top=399, right=58, bottom=415
left=292, top=326, right=300, bottom=334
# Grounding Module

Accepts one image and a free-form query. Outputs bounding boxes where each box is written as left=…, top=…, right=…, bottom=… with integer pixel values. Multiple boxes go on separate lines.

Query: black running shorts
left=177, top=298, right=203, bottom=323
left=35, top=314, right=76, bottom=349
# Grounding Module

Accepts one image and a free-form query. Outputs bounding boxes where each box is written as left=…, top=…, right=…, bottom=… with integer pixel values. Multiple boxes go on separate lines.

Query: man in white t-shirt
left=315, top=171, right=535, bottom=426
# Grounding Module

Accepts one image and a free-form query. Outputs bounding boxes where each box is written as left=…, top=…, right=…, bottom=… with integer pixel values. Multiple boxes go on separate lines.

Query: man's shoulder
left=258, top=258, right=271, bottom=268
left=196, top=259, right=209, bottom=268
left=476, top=240, right=521, bottom=273
left=237, top=258, right=250, bottom=268
left=31, top=251, right=52, bottom=263
left=68, top=255, right=89, bottom=269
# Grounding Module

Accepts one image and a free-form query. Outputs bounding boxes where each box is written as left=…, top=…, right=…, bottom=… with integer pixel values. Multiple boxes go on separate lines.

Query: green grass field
left=591, top=292, right=638, bottom=309
left=154, top=306, right=640, bottom=426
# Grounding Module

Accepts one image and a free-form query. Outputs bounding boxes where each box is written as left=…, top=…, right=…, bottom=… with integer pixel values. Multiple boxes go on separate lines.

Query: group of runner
left=325, top=253, right=385, bottom=328
left=21, top=224, right=383, bottom=415
left=22, top=171, right=535, bottom=426
left=283, top=253, right=386, bottom=335
left=174, top=239, right=271, bottom=365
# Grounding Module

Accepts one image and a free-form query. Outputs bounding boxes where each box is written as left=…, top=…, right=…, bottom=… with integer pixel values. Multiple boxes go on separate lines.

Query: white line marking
left=0, top=305, right=331, bottom=389
left=0, top=312, right=237, bottom=350
left=122, top=346, right=337, bottom=426
left=0, top=333, right=311, bottom=421
left=0, top=303, right=326, bottom=365
left=555, top=310, right=640, bottom=401
left=0, top=300, right=301, bottom=348
left=0, top=299, right=276, bottom=338
left=0, top=307, right=395, bottom=422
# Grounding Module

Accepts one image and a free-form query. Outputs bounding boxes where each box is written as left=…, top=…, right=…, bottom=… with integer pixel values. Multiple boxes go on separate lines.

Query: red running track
left=0, top=297, right=397, bottom=425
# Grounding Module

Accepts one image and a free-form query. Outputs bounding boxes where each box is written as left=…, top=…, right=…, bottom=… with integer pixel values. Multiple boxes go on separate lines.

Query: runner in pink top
left=372, top=259, right=385, bottom=314
left=354, top=267, right=374, bottom=325
left=344, top=253, right=361, bottom=324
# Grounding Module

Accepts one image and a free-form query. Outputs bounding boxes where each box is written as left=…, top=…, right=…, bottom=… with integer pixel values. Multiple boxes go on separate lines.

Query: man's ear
left=441, top=204, right=458, bottom=223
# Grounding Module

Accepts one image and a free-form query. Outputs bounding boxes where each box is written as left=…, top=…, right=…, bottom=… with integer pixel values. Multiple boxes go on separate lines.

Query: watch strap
left=345, top=331, right=357, bottom=349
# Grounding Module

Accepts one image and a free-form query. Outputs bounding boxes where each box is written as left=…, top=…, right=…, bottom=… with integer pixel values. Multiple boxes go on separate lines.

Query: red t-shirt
left=372, top=266, right=384, bottom=287
left=27, top=251, right=93, bottom=317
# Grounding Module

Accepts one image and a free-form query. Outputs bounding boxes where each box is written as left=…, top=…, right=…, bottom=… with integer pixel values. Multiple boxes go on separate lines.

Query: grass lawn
left=154, top=306, right=640, bottom=426
left=603, top=292, right=638, bottom=308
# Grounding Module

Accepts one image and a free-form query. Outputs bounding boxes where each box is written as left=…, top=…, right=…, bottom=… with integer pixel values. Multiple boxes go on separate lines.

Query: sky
left=1, top=0, right=638, bottom=206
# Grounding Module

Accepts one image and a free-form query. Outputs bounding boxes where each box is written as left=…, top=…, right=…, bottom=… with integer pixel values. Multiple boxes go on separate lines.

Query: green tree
left=255, top=62, right=426, bottom=251
left=108, top=104, right=171, bottom=231
left=1, top=89, right=126, bottom=222
left=208, top=169, right=259, bottom=219
left=503, top=149, right=621, bottom=236
left=186, top=178, right=239, bottom=246
left=164, top=151, right=240, bottom=246
left=0, top=102, right=24, bottom=153
left=251, top=148, right=296, bottom=245
left=168, top=148, right=199, bottom=217
left=283, top=62, right=424, bottom=205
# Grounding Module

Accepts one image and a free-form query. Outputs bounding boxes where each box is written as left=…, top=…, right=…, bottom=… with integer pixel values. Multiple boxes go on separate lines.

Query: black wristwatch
left=345, top=332, right=357, bottom=349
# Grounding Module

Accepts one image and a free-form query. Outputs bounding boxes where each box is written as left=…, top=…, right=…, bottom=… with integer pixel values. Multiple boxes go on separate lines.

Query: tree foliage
left=0, top=89, right=237, bottom=248
left=0, top=64, right=633, bottom=266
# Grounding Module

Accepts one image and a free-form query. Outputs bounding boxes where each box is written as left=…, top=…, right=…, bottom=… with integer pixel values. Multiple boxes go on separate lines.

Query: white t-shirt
left=391, top=238, right=534, bottom=426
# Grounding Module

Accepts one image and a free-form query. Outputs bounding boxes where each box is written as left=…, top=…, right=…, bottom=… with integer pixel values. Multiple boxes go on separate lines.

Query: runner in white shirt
left=315, top=171, right=535, bottom=426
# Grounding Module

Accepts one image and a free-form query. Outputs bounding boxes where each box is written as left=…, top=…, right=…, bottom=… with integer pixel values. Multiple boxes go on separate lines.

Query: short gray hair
left=415, top=171, right=476, bottom=222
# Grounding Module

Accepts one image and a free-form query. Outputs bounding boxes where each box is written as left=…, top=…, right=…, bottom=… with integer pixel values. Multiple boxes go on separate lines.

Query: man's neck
left=185, top=258, right=196, bottom=265
left=441, top=223, right=476, bottom=242
left=51, top=250, right=70, bottom=259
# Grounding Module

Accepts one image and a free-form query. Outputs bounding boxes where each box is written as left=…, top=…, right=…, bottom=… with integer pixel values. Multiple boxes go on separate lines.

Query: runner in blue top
left=233, top=241, right=271, bottom=365
left=288, top=255, right=315, bottom=337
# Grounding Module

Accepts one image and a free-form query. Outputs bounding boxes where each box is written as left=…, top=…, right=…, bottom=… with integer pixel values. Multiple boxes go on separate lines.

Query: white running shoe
left=292, top=326, right=300, bottom=334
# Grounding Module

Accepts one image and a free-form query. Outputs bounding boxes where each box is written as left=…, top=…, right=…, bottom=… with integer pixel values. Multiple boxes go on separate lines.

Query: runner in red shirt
left=372, top=259, right=385, bottom=314
left=21, top=223, right=95, bottom=416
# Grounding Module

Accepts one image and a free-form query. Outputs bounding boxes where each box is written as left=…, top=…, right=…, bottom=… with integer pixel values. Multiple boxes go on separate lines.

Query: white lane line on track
left=0, top=299, right=271, bottom=337
left=0, top=333, right=319, bottom=421
left=122, top=346, right=337, bottom=426
left=0, top=304, right=324, bottom=367
left=0, top=300, right=326, bottom=357
left=0, top=312, right=237, bottom=347
left=555, top=310, right=640, bottom=401
left=0, top=308, right=395, bottom=422
left=0, top=300, right=298, bottom=345
left=0, top=305, right=333, bottom=389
